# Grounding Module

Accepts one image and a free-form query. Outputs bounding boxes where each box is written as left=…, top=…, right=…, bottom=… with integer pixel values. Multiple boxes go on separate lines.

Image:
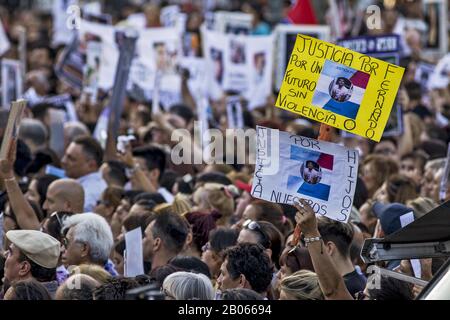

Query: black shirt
left=344, top=269, right=367, bottom=298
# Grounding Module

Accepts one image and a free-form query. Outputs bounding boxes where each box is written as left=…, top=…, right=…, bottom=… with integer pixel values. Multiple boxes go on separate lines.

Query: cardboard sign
left=0, top=100, right=26, bottom=160
left=251, top=126, right=359, bottom=222
left=1, top=60, right=23, bottom=110
left=276, top=34, right=405, bottom=142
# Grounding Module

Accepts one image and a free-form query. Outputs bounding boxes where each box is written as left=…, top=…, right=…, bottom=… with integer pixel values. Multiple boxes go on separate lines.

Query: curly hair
left=224, top=243, right=272, bottom=294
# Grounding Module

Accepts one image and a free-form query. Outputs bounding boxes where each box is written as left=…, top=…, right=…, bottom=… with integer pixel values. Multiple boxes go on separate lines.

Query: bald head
left=55, top=274, right=100, bottom=300
left=44, top=179, right=85, bottom=213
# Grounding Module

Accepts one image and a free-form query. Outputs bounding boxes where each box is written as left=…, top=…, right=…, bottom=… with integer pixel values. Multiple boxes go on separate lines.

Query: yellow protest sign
left=276, top=34, right=405, bottom=142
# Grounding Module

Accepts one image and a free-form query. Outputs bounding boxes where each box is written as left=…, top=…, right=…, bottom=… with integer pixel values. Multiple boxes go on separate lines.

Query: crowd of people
left=0, top=0, right=448, bottom=301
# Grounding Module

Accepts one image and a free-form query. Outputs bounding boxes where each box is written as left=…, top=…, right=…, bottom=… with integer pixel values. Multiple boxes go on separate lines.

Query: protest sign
left=214, top=11, right=253, bottom=35
left=124, top=227, right=145, bottom=277
left=0, top=16, right=10, bottom=56
left=0, top=100, right=26, bottom=160
left=274, top=25, right=331, bottom=90
left=54, top=34, right=84, bottom=91
left=251, top=126, right=358, bottom=222
left=226, top=96, right=244, bottom=129
left=415, top=62, right=435, bottom=93
left=82, top=41, right=102, bottom=104
left=423, top=0, right=448, bottom=57
left=79, top=20, right=182, bottom=109
left=52, top=0, right=78, bottom=47
left=338, top=35, right=403, bottom=138
left=276, top=34, right=405, bottom=142
left=1, top=60, right=23, bottom=110
left=202, top=27, right=274, bottom=108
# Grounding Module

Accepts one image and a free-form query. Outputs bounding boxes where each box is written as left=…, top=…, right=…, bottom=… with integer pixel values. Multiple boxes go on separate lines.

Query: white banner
left=251, top=126, right=359, bottom=222
left=203, top=27, right=274, bottom=109
left=53, top=0, right=78, bottom=47
left=79, top=20, right=182, bottom=108
left=0, top=16, right=10, bottom=56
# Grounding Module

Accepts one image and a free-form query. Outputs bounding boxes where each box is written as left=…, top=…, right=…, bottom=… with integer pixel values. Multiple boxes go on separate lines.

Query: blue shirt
left=78, top=171, right=107, bottom=212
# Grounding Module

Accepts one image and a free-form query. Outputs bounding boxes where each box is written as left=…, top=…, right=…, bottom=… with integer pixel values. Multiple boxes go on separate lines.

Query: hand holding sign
left=0, top=138, right=17, bottom=180
left=294, top=199, right=320, bottom=238
left=0, top=99, right=26, bottom=161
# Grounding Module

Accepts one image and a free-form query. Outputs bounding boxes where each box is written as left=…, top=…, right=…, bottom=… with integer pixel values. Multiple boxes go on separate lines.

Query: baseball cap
left=372, top=202, right=414, bottom=236
left=6, top=230, right=61, bottom=269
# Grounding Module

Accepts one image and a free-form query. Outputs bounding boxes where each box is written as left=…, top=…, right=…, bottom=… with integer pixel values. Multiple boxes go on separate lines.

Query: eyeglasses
left=243, top=219, right=271, bottom=249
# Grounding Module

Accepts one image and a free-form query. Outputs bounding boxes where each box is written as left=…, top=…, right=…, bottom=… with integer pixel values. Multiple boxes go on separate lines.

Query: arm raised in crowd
left=117, top=142, right=157, bottom=193
left=294, top=199, right=353, bottom=300
left=0, top=139, right=40, bottom=230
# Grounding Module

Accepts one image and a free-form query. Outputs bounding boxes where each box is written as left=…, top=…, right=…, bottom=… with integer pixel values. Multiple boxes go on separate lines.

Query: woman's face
left=373, top=183, right=389, bottom=204
left=25, top=179, right=40, bottom=206
left=201, top=243, right=221, bottom=278
left=361, top=163, right=377, bottom=195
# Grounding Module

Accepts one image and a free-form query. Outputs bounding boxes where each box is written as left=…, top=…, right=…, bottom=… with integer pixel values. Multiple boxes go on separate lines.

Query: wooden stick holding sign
left=104, top=29, right=138, bottom=161
left=0, top=99, right=26, bottom=160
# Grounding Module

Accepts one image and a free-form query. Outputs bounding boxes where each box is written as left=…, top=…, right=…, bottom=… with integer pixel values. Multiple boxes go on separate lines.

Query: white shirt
left=78, top=171, right=107, bottom=212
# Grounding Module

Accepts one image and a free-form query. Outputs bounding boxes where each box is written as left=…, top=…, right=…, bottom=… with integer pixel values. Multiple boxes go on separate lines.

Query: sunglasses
left=243, top=219, right=271, bottom=249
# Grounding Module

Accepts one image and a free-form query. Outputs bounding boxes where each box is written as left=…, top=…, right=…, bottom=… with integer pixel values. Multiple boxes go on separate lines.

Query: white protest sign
left=251, top=126, right=359, bottom=222
left=124, top=227, right=144, bottom=277
left=214, top=11, right=253, bottom=35
left=179, top=57, right=208, bottom=104
left=202, top=27, right=274, bottom=107
left=226, top=96, right=244, bottom=129
left=52, top=0, right=78, bottom=47
left=0, top=16, right=10, bottom=56
left=1, top=60, right=23, bottom=110
left=79, top=20, right=182, bottom=109
left=82, top=41, right=102, bottom=103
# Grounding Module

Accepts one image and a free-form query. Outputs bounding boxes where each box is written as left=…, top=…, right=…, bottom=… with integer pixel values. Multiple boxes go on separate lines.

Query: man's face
left=4, top=244, right=27, bottom=283
left=217, top=259, right=241, bottom=292
left=43, top=184, right=68, bottom=213
left=61, top=143, right=92, bottom=179
left=61, top=227, right=86, bottom=267
left=307, top=162, right=314, bottom=170
left=142, top=221, right=156, bottom=261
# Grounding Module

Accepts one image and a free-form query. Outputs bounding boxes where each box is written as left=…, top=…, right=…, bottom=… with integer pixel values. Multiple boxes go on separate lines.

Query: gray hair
left=162, top=272, right=214, bottom=300
left=19, top=118, right=48, bottom=147
left=64, top=122, right=90, bottom=144
left=63, top=213, right=114, bottom=265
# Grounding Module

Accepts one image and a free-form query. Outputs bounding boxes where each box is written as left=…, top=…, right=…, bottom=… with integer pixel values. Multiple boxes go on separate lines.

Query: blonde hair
left=407, top=196, right=438, bottom=219
left=193, top=183, right=235, bottom=225
left=154, top=196, right=192, bottom=216
left=280, top=270, right=324, bottom=300
left=69, top=264, right=112, bottom=284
